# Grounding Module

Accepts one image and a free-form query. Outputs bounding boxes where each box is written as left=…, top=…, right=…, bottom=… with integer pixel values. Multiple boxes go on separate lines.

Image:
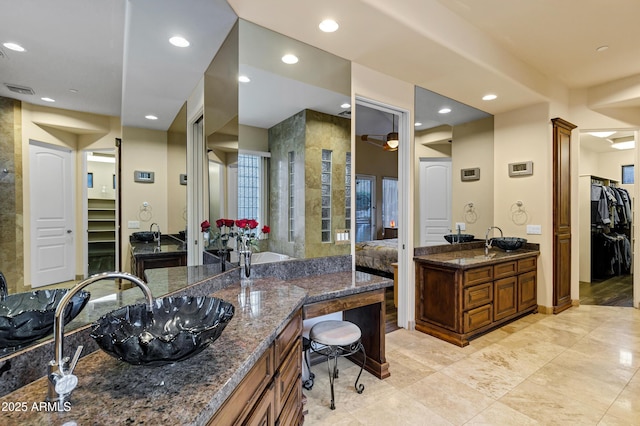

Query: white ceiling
left=1, top=0, right=639, bottom=150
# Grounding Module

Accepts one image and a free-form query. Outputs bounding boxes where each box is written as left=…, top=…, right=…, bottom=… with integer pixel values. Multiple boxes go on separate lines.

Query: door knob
left=67, top=230, right=72, bottom=234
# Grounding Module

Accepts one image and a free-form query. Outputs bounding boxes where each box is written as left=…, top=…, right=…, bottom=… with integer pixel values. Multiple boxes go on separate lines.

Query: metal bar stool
left=307, top=320, right=366, bottom=410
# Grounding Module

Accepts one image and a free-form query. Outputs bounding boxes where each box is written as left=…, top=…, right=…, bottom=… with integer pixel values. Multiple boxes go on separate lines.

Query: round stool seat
left=309, top=320, right=361, bottom=346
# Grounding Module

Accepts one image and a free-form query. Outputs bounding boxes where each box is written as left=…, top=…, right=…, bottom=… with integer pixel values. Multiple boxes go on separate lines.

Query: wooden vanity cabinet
left=207, top=310, right=303, bottom=426
left=415, top=254, right=538, bottom=346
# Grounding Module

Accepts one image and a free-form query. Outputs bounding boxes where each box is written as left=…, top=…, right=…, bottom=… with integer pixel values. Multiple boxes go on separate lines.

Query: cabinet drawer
left=463, top=282, right=493, bottom=310
left=207, top=345, right=274, bottom=426
left=276, top=338, right=301, bottom=414
left=494, top=261, right=517, bottom=279
left=463, top=304, right=493, bottom=333
left=276, top=366, right=302, bottom=426
left=463, top=266, right=493, bottom=286
left=275, top=310, right=302, bottom=366
left=518, top=256, right=537, bottom=273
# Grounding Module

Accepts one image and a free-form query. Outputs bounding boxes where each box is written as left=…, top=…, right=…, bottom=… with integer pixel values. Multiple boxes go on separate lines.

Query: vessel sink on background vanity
left=414, top=242, right=539, bottom=346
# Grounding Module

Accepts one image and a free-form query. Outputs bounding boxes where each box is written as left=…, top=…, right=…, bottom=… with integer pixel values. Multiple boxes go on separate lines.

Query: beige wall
left=167, top=128, right=187, bottom=234
left=87, top=160, right=116, bottom=200
left=451, top=117, right=494, bottom=238
left=494, top=103, right=553, bottom=307
left=120, top=126, right=168, bottom=273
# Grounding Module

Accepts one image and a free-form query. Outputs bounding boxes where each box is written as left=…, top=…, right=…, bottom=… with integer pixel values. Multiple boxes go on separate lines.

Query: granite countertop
left=414, top=247, right=539, bottom=269
left=130, top=235, right=187, bottom=257
left=0, top=270, right=391, bottom=425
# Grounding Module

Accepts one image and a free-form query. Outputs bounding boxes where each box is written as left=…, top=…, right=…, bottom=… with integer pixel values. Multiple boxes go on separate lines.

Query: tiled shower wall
left=268, top=109, right=350, bottom=259
left=0, top=96, right=24, bottom=292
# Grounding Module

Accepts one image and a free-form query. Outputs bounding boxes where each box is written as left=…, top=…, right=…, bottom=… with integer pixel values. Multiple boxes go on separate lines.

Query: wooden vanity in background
left=414, top=242, right=539, bottom=347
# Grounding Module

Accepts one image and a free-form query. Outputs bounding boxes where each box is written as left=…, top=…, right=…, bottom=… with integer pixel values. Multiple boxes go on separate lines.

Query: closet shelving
left=87, top=198, right=116, bottom=274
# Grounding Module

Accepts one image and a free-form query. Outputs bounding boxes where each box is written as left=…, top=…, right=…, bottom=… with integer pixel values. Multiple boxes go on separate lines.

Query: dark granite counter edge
left=414, top=247, right=540, bottom=270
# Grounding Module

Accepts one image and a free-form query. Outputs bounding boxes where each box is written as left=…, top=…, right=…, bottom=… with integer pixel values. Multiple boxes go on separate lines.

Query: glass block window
left=622, top=164, right=634, bottom=184
left=382, top=177, right=398, bottom=228
left=238, top=154, right=260, bottom=221
left=345, top=152, right=351, bottom=230
left=288, top=151, right=295, bottom=242
left=321, top=149, right=332, bottom=242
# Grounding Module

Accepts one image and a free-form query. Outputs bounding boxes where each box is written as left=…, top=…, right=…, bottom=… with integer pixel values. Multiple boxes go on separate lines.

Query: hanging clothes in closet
left=591, top=179, right=632, bottom=279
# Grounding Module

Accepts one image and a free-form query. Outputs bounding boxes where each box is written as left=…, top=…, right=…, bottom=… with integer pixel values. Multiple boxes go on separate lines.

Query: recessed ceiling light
left=238, top=75, right=251, bottom=83
left=341, top=103, right=351, bottom=109
left=589, top=131, right=616, bottom=138
left=611, top=141, right=635, bottom=150
left=169, top=36, right=190, bottom=47
left=482, top=94, right=497, bottom=101
left=414, top=122, right=422, bottom=127
left=145, top=115, right=158, bottom=120
left=281, top=54, right=299, bottom=64
left=596, top=45, right=609, bottom=52
left=41, top=97, right=55, bottom=102
left=438, top=108, right=452, bottom=114
left=319, top=19, right=339, bottom=33
left=3, top=42, right=25, bottom=52
left=69, top=89, right=79, bottom=93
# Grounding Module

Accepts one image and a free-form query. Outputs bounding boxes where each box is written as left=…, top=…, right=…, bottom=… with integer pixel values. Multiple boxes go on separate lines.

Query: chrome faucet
left=150, top=222, right=161, bottom=249
left=47, top=272, right=154, bottom=409
left=456, top=224, right=462, bottom=244
left=484, top=226, right=503, bottom=256
left=0, top=271, right=7, bottom=300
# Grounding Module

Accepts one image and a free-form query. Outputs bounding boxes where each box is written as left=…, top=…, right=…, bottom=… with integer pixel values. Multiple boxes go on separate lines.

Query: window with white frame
left=382, top=177, right=398, bottom=228
left=237, top=153, right=269, bottom=226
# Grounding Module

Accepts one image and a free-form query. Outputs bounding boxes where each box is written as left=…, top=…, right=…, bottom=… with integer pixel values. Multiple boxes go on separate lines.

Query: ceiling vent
left=5, top=83, right=35, bottom=95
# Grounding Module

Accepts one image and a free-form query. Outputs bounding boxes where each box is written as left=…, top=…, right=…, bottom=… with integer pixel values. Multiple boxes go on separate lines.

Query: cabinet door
left=518, top=271, right=537, bottom=311
left=245, top=382, right=275, bottom=426
left=463, top=304, right=492, bottom=332
left=494, top=277, right=517, bottom=321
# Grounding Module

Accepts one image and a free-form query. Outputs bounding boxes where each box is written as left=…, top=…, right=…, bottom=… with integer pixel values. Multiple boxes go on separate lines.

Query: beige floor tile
left=349, top=388, right=453, bottom=426
left=440, top=353, right=527, bottom=399
left=526, top=362, right=625, bottom=412
left=384, top=348, right=436, bottom=390
left=499, top=379, right=607, bottom=424
left=465, top=401, right=538, bottom=425
left=401, top=372, right=495, bottom=424
left=549, top=348, right=637, bottom=388
left=602, top=383, right=640, bottom=423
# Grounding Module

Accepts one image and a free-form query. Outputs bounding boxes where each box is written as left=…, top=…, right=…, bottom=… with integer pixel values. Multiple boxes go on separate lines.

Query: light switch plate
left=128, top=220, right=140, bottom=229
left=455, top=222, right=466, bottom=231
left=526, top=224, right=542, bottom=235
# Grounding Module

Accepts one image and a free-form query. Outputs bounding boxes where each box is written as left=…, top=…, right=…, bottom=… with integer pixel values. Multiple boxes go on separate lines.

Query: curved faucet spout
left=484, top=226, right=503, bottom=256
left=49, top=271, right=154, bottom=405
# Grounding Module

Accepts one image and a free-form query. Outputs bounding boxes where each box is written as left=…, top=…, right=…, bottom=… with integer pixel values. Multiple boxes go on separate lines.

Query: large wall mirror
left=202, top=20, right=352, bottom=262
left=413, top=85, right=494, bottom=246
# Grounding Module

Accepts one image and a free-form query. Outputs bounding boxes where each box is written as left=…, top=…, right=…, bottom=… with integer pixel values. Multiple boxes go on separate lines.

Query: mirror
left=0, top=2, right=237, bottom=358
left=235, top=20, right=352, bottom=259
left=413, top=85, right=494, bottom=245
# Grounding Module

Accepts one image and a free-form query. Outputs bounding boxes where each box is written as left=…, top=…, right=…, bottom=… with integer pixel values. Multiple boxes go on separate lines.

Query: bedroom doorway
left=355, top=174, right=376, bottom=242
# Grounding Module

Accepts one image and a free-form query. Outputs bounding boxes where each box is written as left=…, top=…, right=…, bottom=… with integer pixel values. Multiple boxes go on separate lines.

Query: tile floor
left=304, top=305, right=640, bottom=425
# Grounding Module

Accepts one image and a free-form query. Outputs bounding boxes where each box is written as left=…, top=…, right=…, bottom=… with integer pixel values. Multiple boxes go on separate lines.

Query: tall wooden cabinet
left=552, top=118, right=576, bottom=313
left=87, top=198, right=116, bottom=274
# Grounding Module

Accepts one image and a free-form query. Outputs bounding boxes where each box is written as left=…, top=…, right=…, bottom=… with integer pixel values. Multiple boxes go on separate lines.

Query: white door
left=419, top=158, right=452, bottom=246
left=30, top=142, right=75, bottom=287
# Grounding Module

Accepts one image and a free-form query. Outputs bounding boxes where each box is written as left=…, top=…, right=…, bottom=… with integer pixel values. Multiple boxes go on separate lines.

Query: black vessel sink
left=0, top=289, right=90, bottom=350
left=444, top=234, right=475, bottom=243
left=132, top=231, right=155, bottom=242
left=91, top=296, right=235, bottom=366
left=491, top=237, right=527, bottom=251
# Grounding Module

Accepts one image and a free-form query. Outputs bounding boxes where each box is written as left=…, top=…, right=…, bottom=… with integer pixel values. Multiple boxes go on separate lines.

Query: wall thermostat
left=460, top=167, right=480, bottom=181
left=508, top=161, right=533, bottom=177
left=180, top=174, right=187, bottom=185
left=134, top=170, right=154, bottom=183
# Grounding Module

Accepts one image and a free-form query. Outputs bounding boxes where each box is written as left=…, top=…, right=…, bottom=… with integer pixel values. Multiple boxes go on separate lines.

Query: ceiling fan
left=360, top=115, right=399, bottom=152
